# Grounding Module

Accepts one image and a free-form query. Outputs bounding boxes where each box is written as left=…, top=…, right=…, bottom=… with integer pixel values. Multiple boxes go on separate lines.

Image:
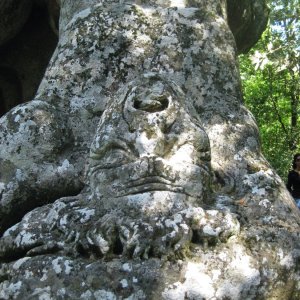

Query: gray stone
left=0, top=1, right=299, bottom=299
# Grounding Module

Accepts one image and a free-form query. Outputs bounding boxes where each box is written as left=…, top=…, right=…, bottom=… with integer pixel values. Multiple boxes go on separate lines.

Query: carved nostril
left=133, top=95, right=169, bottom=112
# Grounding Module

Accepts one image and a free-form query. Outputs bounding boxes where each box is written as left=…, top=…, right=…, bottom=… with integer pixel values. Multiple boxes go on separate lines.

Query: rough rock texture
left=0, top=1, right=299, bottom=299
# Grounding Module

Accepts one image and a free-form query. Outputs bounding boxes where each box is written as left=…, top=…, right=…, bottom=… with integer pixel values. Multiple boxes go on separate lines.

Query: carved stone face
left=88, top=74, right=212, bottom=206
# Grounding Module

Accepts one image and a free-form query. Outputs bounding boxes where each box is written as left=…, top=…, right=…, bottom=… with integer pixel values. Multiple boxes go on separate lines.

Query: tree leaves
left=239, top=0, right=300, bottom=179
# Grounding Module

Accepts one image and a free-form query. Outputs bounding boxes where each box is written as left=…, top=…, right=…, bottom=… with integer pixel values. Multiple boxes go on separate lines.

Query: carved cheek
left=98, top=149, right=131, bottom=168
left=90, top=160, right=150, bottom=197
left=168, top=144, right=195, bottom=165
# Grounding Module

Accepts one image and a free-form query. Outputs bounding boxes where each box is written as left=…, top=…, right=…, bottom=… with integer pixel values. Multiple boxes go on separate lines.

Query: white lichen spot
left=52, top=257, right=62, bottom=274
left=162, top=281, right=185, bottom=299
left=64, top=260, right=73, bottom=275
left=15, top=231, right=37, bottom=247
left=14, top=114, right=21, bottom=122
left=93, top=290, right=117, bottom=300
left=57, top=288, right=66, bottom=297
left=177, top=7, right=199, bottom=18
left=57, top=159, right=72, bottom=174
left=78, top=208, right=95, bottom=223
left=234, top=154, right=242, bottom=161
left=120, top=279, right=129, bottom=288
left=68, top=7, right=92, bottom=28
left=280, top=253, right=294, bottom=268
left=252, top=186, right=266, bottom=196
left=180, top=223, right=189, bottom=231
left=169, top=0, right=186, bottom=8
left=203, top=224, right=219, bottom=236
left=218, top=252, right=228, bottom=262
left=19, top=120, right=36, bottom=132
left=163, top=262, right=215, bottom=299
left=212, top=269, right=221, bottom=280
left=206, top=210, right=218, bottom=217
left=164, top=219, right=179, bottom=231
left=259, top=199, right=271, bottom=208
left=45, top=209, right=59, bottom=225
left=122, top=263, right=132, bottom=272
left=3, top=223, right=18, bottom=237
left=0, top=281, right=22, bottom=299
left=24, top=270, right=34, bottom=279
left=40, top=271, right=48, bottom=282
left=174, top=214, right=182, bottom=224
left=80, top=290, right=93, bottom=299
left=92, top=234, right=109, bottom=254
left=0, top=182, right=5, bottom=194
left=30, top=287, right=51, bottom=299
left=15, top=169, right=25, bottom=181
left=262, top=257, right=268, bottom=264
left=216, top=246, right=260, bottom=298
left=59, top=215, right=68, bottom=227
left=209, top=124, right=225, bottom=139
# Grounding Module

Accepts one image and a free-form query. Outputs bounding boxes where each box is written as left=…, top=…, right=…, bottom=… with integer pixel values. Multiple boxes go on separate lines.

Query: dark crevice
left=76, top=243, right=89, bottom=258
left=0, top=242, right=43, bottom=264
left=0, top=3, right=58, bottom=117
left=113, top=236, right=124, bottom=255
left=191, top=230, right=218, bottom=247
left=133, top=96, right=169, bottom=112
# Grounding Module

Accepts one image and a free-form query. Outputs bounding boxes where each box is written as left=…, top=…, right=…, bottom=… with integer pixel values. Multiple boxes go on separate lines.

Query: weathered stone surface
left=0, top=100, right=84, bottom=231
left=0, top=1, right=299, bottom=299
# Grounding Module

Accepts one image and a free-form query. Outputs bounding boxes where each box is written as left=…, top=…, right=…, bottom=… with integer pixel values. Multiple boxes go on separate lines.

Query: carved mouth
left=124, top=176, right=175, bottom=187
left=117, top=176, right=184, bottom=196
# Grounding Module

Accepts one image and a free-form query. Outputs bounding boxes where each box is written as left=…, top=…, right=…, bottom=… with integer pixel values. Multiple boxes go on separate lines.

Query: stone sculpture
left=0, top=74, right=239, bottom=262
left=0, top=1, right=299, bottom=299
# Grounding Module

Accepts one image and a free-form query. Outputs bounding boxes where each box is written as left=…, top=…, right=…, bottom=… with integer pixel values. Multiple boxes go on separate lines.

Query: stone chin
left=94, top=191, right=203, bottom=217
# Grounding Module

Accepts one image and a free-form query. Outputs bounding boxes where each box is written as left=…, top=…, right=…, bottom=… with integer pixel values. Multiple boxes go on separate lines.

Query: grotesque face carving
left=88, top=74, right=212, bottom=206
left=0, top=75, right=240, bottom=263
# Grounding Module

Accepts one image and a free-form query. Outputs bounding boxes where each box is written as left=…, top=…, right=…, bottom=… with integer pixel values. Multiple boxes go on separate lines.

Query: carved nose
left=133, top=95, right=169, bottom=112
left=136, top=130, right=165, bottom=158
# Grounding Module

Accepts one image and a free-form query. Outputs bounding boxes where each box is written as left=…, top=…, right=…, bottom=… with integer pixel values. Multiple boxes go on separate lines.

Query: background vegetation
left=239, top=0, right=299, bottom=179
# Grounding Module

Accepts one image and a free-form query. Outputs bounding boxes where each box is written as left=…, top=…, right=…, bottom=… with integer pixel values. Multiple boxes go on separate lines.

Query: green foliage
left=239, top=0, right=300, bottom=180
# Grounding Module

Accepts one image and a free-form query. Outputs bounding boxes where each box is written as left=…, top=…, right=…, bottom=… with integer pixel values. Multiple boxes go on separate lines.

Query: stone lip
left=118, top=175, right=185, bottom=196
left=90, top=158, right=210, bottom=198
